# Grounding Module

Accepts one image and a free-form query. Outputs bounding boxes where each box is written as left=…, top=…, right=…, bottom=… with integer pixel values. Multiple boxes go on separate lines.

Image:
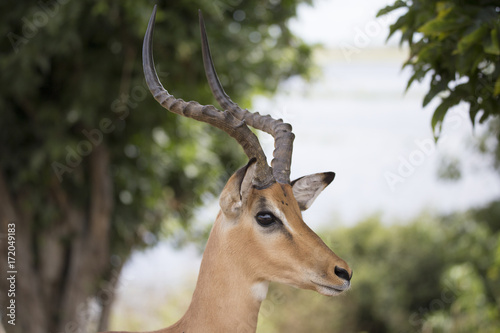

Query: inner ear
left=219, top=158, right=257, bottom=218
left=239, top=159, right=258, bottom=201
left=291, top=172, right=335, bottom=211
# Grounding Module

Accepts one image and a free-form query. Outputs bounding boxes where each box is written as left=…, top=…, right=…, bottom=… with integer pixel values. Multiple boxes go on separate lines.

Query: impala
left=104, top=6, right=352, bottom=333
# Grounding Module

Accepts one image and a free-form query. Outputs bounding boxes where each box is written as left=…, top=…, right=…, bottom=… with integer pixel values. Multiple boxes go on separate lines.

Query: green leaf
left=435, top=2, right=454, bottom=16
left=387, top=14, right=409, bottom=41
left=456, top=46, right=483, bottom=75
left=376, top=0, right=407, bottom=18
left=469, top=102, right=481, bottom=127
left=418, top=18, right=465, bottom=36
left=417, top=43, right=440, bottom=63
left=400, top=27, right=415, bottom=47
left=423, top=78, right=448, bottom=107
left=494, top=76, right=500, bottom=97
left=484, top=28, right=500, bottom=55
left=456, top=25, right=488, bottom=54
left=479, top=109, right=490, bottom=123
left=405, top=71, right=420, bottom=91
left=431, top=96, right=460, bottom=139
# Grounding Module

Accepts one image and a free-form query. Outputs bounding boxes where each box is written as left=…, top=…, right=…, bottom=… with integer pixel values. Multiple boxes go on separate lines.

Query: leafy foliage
left=377, top=0, right=500, bottom=138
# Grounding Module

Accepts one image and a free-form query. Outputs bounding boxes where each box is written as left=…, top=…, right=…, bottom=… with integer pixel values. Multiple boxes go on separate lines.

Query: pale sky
left=289, top=0, right=403, bottom=47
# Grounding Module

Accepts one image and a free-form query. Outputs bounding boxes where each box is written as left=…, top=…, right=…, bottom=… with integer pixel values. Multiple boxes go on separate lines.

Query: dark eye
left=255, top=212, right=277, bottom=227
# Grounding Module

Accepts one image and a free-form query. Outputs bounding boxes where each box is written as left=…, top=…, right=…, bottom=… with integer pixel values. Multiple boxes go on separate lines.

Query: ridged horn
left=143, top=5, right=273, bottom=186
left=199, top=11, right=295, bottom=184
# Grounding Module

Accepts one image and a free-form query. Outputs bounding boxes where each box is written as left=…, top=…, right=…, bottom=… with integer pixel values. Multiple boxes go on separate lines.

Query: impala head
left=218, top=161, right=352, bottom=296
left=143, top=6, right=352, bottom=297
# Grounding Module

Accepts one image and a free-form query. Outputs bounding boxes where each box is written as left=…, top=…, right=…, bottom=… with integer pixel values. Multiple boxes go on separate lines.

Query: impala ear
left=291, top=172, right=335, bottom=211
left=220, top=158, right=258, bottom=218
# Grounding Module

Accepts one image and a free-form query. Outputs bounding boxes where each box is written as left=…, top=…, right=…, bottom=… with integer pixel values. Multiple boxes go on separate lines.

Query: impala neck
left=167, top=211, right=266, bottom=333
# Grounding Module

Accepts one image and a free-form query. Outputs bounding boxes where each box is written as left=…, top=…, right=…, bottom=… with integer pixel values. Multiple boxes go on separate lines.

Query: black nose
left=334, top=266, right=352, bottom=281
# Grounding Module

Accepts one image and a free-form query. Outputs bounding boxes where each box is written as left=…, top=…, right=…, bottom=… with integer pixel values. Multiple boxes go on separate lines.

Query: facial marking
left=274, top=208, right=294, bottom=233
left=251, top=281, right=269, bottom=302
left=257, top=197, right=268, bottom=211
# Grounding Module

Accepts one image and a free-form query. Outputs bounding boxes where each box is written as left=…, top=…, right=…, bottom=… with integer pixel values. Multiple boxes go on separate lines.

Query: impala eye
left=255, top=212, right=277, bottom=227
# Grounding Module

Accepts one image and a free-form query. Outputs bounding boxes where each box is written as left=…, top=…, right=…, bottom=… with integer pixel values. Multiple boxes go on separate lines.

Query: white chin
left=316, top=285, right=343, bottom=297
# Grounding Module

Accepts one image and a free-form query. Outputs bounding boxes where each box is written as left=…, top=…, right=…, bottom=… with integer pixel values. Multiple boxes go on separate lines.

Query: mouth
left=311, top=281, right=350, bottom=296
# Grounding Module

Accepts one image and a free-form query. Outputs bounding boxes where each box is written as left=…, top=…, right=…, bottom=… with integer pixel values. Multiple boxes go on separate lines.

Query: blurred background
left=0, top=0, right=499, bottom=332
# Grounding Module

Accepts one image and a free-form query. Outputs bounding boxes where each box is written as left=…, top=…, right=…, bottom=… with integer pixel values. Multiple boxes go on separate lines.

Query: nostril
left=334, top=266, right=351, bottom=281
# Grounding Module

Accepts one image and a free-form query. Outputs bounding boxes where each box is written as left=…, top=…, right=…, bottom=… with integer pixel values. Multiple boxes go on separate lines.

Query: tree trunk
left=0, top=168, right=47, bottom=333
left=97, top=263, right=124, bottom=332
left=0, top=145, right=114, bottom=333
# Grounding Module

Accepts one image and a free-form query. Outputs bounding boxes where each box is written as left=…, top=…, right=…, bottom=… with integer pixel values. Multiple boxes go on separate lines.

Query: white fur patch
left=251, top=281, right=269, bottom=302
left=275, top=209, right=294, bottom=232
